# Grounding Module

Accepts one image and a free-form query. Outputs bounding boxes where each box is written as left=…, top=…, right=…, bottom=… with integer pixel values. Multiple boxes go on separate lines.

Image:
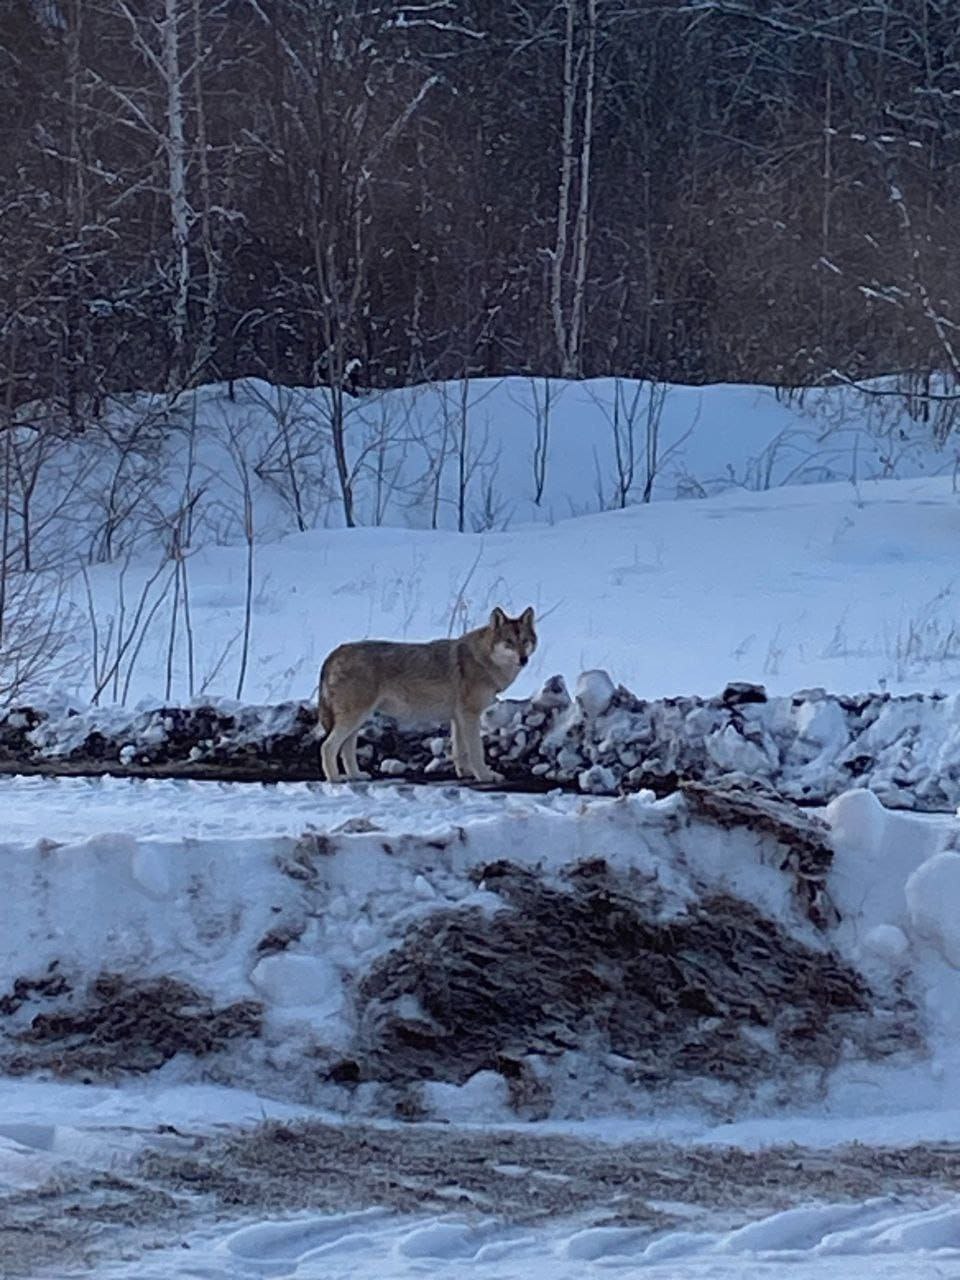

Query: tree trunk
left=551, top=0, right=578, bottom=376
left=566, top=0, right=596, bottom=377
left=162, top=0, right=190, bottom=391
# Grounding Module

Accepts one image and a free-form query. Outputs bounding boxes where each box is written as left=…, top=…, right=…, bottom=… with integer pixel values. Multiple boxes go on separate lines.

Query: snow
left=0, top=772, right=597, bottom=842
left=0, top=783, right=700, bottom=1045
left=43, top=472, right=960, bottom=715
left=8, top=376, right=960, bottom=1277
left=826, top=789, right=950, bottom=940
left=13, top=375, right=959, bottom=565
left=824, top=788, right=889, bottom=855
left=423, top=1072, right=512, bottom=1124
left=859, top=924, right=910, bottom=968
left=2, top=773, right=959, bottom=1277
left=249, top=953, right=344, bottom=1011
left=89, top=1199, right=960, bottom=1278
left=905, top=852, right=960, bottom=968
left=2, top=372, right=957, bottom=711
left=574, top=669, right=616, bottom=718
left=0, top=774, right=958, bottom=1125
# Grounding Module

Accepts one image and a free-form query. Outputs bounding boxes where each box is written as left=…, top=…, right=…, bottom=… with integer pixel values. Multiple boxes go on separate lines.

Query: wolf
left=318, top=606, right=537, bottom=783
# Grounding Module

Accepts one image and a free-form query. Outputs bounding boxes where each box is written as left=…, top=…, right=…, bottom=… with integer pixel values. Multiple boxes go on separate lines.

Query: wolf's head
left=487, top=606, right=537, bottom=671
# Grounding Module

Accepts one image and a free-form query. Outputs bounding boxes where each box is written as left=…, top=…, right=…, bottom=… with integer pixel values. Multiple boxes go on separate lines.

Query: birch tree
left=550, top=0, right=598, bottom=377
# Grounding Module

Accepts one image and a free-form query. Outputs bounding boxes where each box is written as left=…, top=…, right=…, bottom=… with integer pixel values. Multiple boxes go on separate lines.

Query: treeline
left=3, top=0, right=960, bottom=419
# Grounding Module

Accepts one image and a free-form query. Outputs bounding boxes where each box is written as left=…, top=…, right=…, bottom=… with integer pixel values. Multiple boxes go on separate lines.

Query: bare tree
left=8, top=0, right=960, bottom=418
left=517, top=376, right=565, bottom=506
left=82, top=554, right=176, bottom=705
left=222, top=416, right=256, bottom=700
left=160, top=0, right=189, bottom=389
left=246, top=1, right=450, bottom=526
left=550, top=0, right=598, bottom=377
left=102, top=0, right=193, bottom=388
left=0, top=570, right=74, bottom=708
left=588, top=378, right=674, bottom=507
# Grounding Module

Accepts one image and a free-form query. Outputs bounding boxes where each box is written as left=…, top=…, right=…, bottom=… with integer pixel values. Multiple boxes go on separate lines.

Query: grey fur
left=318, top=607, right=537, bottom=781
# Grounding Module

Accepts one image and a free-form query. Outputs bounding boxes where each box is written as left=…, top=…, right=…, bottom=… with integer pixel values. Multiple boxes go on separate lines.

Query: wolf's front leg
left=458, top=712, right=500, bottom=783
left=450, top=719, right=471, bottom=778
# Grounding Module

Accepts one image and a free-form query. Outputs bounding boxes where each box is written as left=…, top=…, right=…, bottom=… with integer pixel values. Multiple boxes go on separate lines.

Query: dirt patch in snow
left=0, top=793, right=918, bottom=1111
left=681, top=779, right=839, bottom=925
left=145, top=1120, right=960, bottom=1226
left=0, top=1171, right=183, bottom=1279
left=351, top=859, right=913, bottom=1114
left=10, top=1124, right=960, bottom=1278
left=0, top=857, right=915, bottom=1106
left=1, top=974, right=261, bottom=1077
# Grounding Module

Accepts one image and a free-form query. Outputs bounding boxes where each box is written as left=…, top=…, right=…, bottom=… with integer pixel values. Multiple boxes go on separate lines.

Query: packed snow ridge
left=7, top=674, right=960, bottom=811
left=97, top=1191, right=960, bottom=1280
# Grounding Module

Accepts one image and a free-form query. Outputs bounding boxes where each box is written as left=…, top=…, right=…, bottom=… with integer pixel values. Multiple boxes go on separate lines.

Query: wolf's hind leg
left=341, top=730, right=365, bottom=780
left=321, top=712, right=367, bottom=783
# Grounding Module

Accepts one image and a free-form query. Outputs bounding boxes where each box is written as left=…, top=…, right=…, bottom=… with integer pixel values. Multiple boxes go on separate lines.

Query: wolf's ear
left=489, top=606, right=506, bottom=630
left=520, top=606, right=535, bottom=627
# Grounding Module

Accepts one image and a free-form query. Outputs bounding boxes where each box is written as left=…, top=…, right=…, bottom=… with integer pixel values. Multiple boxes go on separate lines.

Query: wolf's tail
left=315, top=684, right=332, bottom=780
left=318, top=694, right=333, bottom=736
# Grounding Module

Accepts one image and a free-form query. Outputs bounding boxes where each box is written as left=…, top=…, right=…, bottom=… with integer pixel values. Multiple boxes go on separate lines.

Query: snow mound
left=10, top=679, right=960, bottom=812
left=860, top=924, right=910, bottom=969
left=824, top=788, right=888, bottom=850
left=0, top=775, right=950, bottom=1125
left=575, top=670, right=616, bottom=718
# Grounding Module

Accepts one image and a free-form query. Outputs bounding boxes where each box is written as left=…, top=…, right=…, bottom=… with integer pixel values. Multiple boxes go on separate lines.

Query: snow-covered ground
left=7, top=1071, right=960, bottom=1279
left=2, top=776, right=960, bottom=1276
left=6, top=375, right=960, bottom=1278
left=99, top=1200, right=960, bottom=1280
left=48, top=472, right=960, bottom=709
left=5, top=373, right=960, bottom=709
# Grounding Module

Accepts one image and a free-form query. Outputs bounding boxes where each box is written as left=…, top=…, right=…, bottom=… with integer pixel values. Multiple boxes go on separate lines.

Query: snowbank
left=8, top=677, right=960, bottom=811
left=0, top=773, right=951, bottom=1125
left=2, top=774, right=960, bottom=1278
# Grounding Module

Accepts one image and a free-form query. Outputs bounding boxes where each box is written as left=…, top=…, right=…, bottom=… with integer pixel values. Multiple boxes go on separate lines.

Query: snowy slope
left=11, top=375, right=958, bottom=564
left=5, top=373, right=960, bottom=709
left=55, top=473, right=960, bottom=709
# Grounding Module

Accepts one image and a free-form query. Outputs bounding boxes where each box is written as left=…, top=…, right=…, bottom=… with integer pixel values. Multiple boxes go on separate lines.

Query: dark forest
left=3, top=0, right=960, bottom=417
